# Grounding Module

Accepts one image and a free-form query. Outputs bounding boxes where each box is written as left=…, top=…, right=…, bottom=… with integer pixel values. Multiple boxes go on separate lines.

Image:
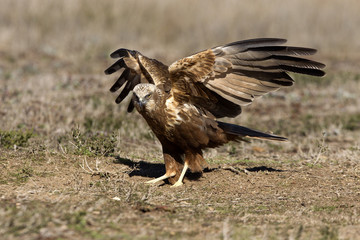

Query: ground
left=1, top=1, right=360, bottom=239
left=1, top=134, right=360, bottom=239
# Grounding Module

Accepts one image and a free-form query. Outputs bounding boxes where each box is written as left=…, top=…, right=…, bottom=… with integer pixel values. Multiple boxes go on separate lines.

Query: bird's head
left=132, top=83, right=162, bottom=113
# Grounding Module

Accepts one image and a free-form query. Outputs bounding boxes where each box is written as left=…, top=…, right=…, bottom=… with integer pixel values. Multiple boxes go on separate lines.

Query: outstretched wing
left=105, top=49, right=170, bottom=112
left=169, top=38, right=326, bottom=118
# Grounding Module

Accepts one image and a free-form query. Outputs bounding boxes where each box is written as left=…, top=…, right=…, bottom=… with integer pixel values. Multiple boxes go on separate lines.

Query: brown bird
left=105, top=38, right=325, bottom=187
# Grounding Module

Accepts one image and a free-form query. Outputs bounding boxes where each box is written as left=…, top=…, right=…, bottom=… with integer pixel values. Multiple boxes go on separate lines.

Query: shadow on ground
left=246, top=166, right=284, bottom=172
left=114, top=156, right=165, bottom=178
left=114, top=156, right=284, bottom=183
left=114, top=156, right=205, bottom=181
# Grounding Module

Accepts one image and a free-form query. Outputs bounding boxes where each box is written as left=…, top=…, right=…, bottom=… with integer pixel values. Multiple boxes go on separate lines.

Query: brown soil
left=1, top=140, right=359, bottom=239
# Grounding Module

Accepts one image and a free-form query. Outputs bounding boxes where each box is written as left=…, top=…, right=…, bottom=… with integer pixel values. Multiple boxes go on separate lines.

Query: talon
left=145, top=178, right=161, bottom=184
left=170, top=181, right=184, bottom=188
left=145, top=172, right=175, bottom=184
left=170, top=162, right=188, bottom=188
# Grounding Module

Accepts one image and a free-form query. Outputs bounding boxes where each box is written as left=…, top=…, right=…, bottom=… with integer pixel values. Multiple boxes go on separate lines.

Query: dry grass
left=1, top=0, right=360, bottom=69
left=1, top=1, right=360, bottom=239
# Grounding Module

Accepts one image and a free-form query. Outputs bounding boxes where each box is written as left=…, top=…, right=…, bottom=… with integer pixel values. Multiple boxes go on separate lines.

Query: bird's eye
left=145, top=93, right=152, bottom=99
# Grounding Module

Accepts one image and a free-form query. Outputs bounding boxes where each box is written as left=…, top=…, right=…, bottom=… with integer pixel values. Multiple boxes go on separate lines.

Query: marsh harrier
left=105, top=38, right=325, bottom=187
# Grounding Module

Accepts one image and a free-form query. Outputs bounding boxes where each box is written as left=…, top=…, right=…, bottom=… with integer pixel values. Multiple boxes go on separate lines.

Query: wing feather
left=115, top=75, right=139, bottom=104
left=104, top=58, right=126, bottom=75
left=105, top=48, right=169, bottom=111
left=127, top=99, right=135, bottom=112
left=169, top=38, right=325, bottom=118
left=106, top=38, right=325, bottom=118
left=109, top=68, right=131, bottom=92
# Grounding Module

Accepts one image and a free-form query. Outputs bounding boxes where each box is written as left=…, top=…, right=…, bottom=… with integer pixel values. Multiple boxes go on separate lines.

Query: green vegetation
left=313, top=205, right=337, bottom=213
left=0, top=130, right=33, bottom=149
left=343, top=113, right=360, bottom=131
left=319, top=226, right=338, bottom=240
left=57, top=127, right=117, bottom=157
left=11, top=166, right=34, bottom=184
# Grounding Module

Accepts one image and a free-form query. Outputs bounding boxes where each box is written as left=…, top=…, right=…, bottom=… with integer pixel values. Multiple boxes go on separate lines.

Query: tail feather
left=217, top=121, right=287, bottom=141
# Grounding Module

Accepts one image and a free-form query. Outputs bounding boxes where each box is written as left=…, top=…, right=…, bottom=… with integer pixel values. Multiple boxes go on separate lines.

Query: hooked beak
left=137, top=98, right=147, bottom=109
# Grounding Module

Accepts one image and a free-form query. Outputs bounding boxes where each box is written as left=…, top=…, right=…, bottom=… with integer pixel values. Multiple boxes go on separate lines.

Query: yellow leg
left=145, top=172, right=176, bottom=184
left=171, top=162, right=189, bottom=188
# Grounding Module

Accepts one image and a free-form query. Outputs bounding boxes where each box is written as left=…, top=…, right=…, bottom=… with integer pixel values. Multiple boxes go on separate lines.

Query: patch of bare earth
left=1, top=134, right=359, bottom=240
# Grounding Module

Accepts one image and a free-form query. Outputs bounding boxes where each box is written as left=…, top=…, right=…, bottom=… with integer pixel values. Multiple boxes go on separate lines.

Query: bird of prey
left=105, top=38, right=325, bottom=187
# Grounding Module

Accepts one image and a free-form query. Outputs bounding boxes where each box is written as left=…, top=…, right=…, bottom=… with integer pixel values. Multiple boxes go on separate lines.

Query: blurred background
left=1, top=0, right=359, bottom=68
left=0, top=0, right=359, bottom=150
